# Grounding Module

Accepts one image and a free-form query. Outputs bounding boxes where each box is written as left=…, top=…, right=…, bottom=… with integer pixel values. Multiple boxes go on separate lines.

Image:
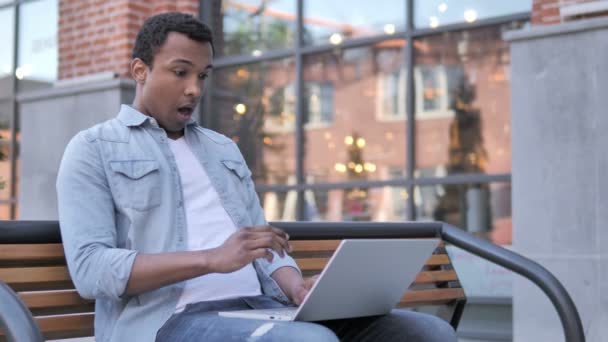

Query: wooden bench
left=0, top=223, right=466, bottom=340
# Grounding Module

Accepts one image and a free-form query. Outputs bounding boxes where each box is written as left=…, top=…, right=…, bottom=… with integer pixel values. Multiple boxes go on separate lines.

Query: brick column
left=532, top=0, right=600, bottom=25
left=59, top=0, right=199, bottom=80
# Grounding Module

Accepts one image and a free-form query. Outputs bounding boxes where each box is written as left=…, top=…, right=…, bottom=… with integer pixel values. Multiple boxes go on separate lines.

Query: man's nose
left=185, top=79, right=202, bottom=98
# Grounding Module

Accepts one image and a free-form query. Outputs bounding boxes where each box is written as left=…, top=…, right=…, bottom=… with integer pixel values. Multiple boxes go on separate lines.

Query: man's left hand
left=290, top=274, right=319, bottom=305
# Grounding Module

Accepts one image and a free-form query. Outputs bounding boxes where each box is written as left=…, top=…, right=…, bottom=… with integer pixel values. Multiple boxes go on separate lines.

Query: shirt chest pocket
left=221, top=159, right=253, bottom=205
left=109, top=160, right=162, bottom=211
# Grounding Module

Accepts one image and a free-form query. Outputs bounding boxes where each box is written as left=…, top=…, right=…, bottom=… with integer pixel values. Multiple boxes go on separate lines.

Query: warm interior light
left=356, top=138, right=366, bottom=148
left=429, top=16, right=440, bottom=28
left=234, top=103, right=247, bottom=115
left=383, top=24, right=396, bottom=35
left=464, top=9, right=478, bottom=23
left=329, top=33, right=343, bottom=45
left=344, top=136, right=354, bottom=145
left=334, top=163, right=347, bottom=173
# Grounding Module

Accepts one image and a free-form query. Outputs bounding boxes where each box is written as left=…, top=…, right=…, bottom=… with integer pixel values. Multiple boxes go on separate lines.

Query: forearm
left=271, top=266, right=305, bottom=302
left=124, top=249, right=216, bottom=296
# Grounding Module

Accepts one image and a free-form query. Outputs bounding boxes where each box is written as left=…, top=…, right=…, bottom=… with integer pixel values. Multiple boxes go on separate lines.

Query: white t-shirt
left=169, top=137, right=261, bottom=313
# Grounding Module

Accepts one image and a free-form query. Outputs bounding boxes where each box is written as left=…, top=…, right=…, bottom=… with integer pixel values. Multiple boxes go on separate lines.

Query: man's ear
left=130, top=58, right=148, bottom=84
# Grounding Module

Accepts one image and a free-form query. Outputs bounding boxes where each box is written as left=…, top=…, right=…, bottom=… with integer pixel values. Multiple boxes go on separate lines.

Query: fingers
left=240, top=226, right=291, bottom=256
left=247, top=234, right=286, bottom=257
left=304, top=274, right=319, bottom=290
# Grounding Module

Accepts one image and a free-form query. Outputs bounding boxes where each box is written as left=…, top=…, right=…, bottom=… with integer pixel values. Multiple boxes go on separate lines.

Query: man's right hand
left=207, top=225, right=291, bottom=273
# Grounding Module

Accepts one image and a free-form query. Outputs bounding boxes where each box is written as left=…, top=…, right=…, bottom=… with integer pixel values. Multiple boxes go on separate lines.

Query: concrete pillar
left=505, top=17, right=608, bottom=342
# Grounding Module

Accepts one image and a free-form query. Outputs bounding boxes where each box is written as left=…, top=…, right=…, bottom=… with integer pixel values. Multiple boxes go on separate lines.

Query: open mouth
left=177, top=106, right=194, bottom=118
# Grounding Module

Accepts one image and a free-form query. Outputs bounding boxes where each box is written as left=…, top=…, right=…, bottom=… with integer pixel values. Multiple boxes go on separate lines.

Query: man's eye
left=199, top=73, right=209, bottom=80
left=174, top=70, right=186, bottom=77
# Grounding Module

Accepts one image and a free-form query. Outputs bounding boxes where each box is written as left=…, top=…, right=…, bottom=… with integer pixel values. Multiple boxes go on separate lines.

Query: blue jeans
left=156, top=296, right=457, bottom=342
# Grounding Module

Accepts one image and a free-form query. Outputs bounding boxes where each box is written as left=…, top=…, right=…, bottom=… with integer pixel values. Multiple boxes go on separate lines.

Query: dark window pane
left=209, top=58, right=296, bottom=185
left=304, top=0, right=405, bottom=46
left=414, top=0, right=531, bottom=29
left=210, top=0, right=296, bottom=57
left=415, top=182, right=512, bottom=245
left=415, top=24, right=524, bottom=177
left=0, top=7, right=14, bottom=97
left=303, top=42, right=408, bottom=184
left=17, top=0, right=58, bottom=91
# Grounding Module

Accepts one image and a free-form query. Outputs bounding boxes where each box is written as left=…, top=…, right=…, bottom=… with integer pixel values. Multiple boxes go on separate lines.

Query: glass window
left=415, top=182, right=512, bottom=244
left=17, top=0, right=58, bottom=91
left=303, top=43, right=408, bottom=184
left=209, top=58, right=297, bottom=185
left=415, top=24, right=522, bottom=177
left=210, top=0, right=296, bottom=57
left=0, top=203, right=10, bottom=220
left=296, top=186, right=410, bottom=222
left=414, top=0, right=532, bottom=29
left=0, top=7, right=14, bottom=97
left=0, top=100, right=12, bottom=201
left=260, top=186, right=411, bottom=222
left=304, top=0, right=405, bottom=46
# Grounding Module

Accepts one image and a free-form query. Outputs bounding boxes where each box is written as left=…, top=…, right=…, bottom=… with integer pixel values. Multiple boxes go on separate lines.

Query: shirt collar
left=117, top=105, right=150, bottom=127
left=117, top=104, right=198, bottom=128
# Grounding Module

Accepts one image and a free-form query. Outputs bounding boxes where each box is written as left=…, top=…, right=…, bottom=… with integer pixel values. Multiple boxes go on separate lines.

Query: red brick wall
left=532, top=0, right=599, bottom=25
left=59, top=0, right=199, bottom=80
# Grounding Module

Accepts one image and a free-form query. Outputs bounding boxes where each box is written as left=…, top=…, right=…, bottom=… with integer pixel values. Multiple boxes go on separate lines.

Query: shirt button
left=178, top=200, right=183, bottom=207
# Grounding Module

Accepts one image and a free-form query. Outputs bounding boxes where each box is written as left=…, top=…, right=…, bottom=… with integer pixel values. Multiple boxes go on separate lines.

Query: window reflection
left=260, top=186, right=410, bottom=222
left=415, top=24, right=523, bottom=177
left=414, top=0, right=531, bottom=28
left=0, top=7, right=14, bottom=96
left=17, top=0, right=58, bottom=90
left=304, top=0, right=405, bottom=46
left=210, top=0, right=296, bottom=57
left=210, top=59, right=296, bottom=185
left=0, top=101, right=12, bottom=201
left=303, top=43, right=408, bottom=185
left=415, top=182, right=512, bottom=244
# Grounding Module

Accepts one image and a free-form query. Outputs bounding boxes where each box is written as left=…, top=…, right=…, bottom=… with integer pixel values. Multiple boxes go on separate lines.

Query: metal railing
left=0, top=282, right=44, bottom=342
left=272, top=221, right=585, bottom=342
left=0, top=220, right=585, bottom=342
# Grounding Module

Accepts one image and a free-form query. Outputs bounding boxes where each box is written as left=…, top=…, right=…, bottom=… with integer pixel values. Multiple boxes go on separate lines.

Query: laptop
left=218, top=238, right=440, bottom=322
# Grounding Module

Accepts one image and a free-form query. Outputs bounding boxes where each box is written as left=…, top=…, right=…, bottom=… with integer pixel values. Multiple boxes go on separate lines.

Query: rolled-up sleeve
left=56, top=132, right=137, bottom=300
left=243, top=162, right=301, bottom=276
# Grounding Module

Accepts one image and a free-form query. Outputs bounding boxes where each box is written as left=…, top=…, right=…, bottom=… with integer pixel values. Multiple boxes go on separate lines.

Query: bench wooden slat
left=18, top=290, right=94, bottom=316
left=399, top=288, right=466, bottom=307
left=19, top=290, right=92, bottom=309
left=290, top=240, right=341, bottom=252
left=0, top=266, right=73, bottom=291
left=0, top=244, right=65, bottom=263
left=414, top=270, right=458, bottom=284
left=290, top=240, right=446, bottom=252
left=36, top=314, right=94, bottom=340
left=295, top=254, right=450, bottom=272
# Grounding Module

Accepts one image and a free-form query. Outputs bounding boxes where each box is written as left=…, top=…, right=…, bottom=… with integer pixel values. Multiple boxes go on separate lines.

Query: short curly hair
left=132, top=12, right=214, bottom=68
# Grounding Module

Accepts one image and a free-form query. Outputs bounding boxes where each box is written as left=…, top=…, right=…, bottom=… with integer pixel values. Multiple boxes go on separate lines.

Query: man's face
left=134, top=32, right=213, bottom=138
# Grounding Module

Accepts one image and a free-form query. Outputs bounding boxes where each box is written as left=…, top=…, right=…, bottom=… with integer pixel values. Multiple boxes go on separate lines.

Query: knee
left=391, top=310, right=457, bottom=342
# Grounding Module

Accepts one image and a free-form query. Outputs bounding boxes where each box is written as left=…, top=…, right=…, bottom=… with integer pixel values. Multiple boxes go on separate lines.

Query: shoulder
left=194, top=126, right=235, bottom=146
left=81, top=118, right=130, bottom=143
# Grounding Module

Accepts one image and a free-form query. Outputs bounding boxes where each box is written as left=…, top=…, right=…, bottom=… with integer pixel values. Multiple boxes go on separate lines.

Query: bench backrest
left=0, top=240, right=466, bottom=340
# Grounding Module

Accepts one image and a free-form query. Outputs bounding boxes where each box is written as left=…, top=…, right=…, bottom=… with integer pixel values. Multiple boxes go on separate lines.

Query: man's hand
left=207, top=225, right=291, bottom=274
left=289, top=274, right=319, bottom=305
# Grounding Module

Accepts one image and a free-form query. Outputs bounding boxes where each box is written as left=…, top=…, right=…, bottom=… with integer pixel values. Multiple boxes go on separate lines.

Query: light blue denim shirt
left=56, top=105, right=300, bottom=342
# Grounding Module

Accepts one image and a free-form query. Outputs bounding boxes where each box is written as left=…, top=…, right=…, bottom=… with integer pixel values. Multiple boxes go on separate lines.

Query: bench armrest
left=0, top=281, right=44, bottom=342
